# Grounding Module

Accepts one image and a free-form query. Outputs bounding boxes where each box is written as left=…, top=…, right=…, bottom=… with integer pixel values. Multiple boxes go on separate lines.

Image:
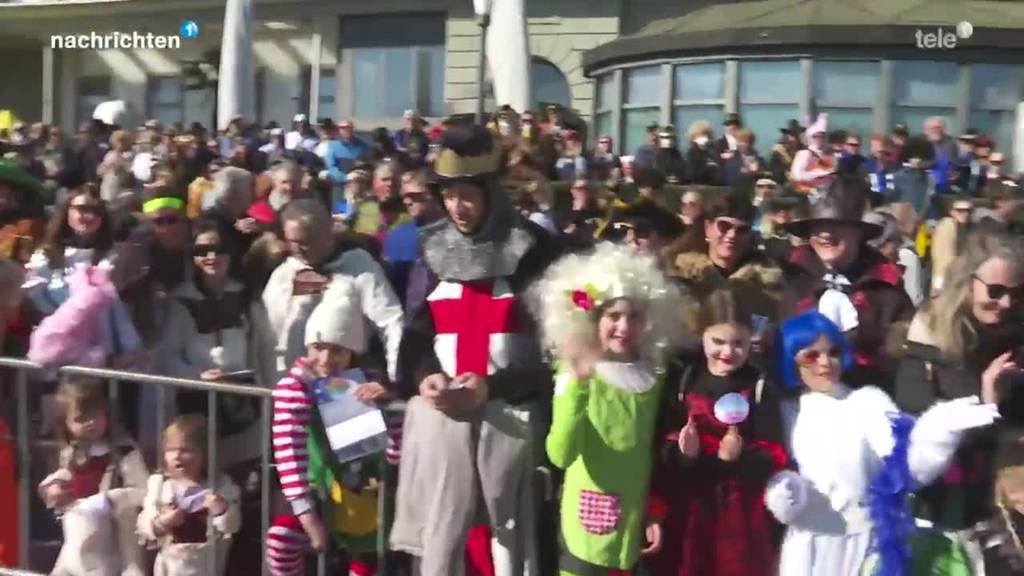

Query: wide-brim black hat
left=607, top=199, right=684, bottom=240
left=780, top=119, right=804, bottom=135
left=783, top=175, right=883, bottom=240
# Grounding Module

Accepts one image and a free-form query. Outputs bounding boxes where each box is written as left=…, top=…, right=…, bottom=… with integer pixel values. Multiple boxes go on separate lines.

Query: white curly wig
left=531, top=242, right=685, bottom=369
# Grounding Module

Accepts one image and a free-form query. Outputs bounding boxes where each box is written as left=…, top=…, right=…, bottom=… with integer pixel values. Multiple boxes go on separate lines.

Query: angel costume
left=766, top=384, right=997, bottom=575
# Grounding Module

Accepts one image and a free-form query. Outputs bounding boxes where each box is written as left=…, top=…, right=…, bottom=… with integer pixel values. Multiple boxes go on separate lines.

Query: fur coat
left=666, top=250, right=786, bottom=333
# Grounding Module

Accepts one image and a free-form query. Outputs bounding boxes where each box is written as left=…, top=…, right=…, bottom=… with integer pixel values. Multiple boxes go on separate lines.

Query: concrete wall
left=4, top=0, right=624, bottom=128
left=445, top=0, right=620, bottom=119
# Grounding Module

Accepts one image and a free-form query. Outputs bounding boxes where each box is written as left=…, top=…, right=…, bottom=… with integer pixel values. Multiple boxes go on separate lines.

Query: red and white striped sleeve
left=272, top=359, right=315, bottom=517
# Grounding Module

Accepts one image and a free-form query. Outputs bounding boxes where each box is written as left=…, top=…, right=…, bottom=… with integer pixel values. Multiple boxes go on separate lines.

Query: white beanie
left=303, top=282, right=366, bottom=353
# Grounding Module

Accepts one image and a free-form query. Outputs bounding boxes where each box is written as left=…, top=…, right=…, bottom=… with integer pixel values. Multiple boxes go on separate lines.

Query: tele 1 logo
left=915, top=21, right=972, bottom=50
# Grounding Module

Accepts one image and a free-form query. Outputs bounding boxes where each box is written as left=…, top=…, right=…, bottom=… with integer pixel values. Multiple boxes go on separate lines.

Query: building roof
left=584, top=0, right=1024, bottom=73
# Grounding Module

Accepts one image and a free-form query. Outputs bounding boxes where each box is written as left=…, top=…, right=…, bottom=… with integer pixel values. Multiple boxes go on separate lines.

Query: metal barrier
left=0, top=358, right=274, bottom=576
left=0, top=358, right=405, bottom=576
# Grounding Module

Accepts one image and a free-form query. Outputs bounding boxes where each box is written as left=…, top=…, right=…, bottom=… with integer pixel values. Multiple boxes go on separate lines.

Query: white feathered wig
left=531, top=242, right=685, bottom=370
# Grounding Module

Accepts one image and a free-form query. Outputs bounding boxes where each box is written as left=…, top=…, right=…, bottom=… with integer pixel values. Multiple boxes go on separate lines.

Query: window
left=892, top=60, right=960, bottom=136
left=969, top=64, right=1022, bottom=156
left=342, top=13, right=445, bottom=118
left=593, top=74, right=615, bottom=149
left=813, top=60, right=879, bottom=139
left=623, top=66, right=661, bottom=154
left=301, top=67, right=336, bottom=119
left=77, top=76, right=111, bottom=127
left=532, top=58, right=571, bottom=109
left=740, top=60, right=801, bottom=156
left=147, top=77, right=183, bottom=124
left=673, top=62, right=725, bottom=150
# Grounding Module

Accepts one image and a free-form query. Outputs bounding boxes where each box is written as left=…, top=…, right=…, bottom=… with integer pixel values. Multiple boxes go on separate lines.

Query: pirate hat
left=783, top=174, right=882, bottom=240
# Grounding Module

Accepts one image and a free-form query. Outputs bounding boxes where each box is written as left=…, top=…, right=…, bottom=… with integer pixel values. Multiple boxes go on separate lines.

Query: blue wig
left=777, top=311, right=854, bottom=390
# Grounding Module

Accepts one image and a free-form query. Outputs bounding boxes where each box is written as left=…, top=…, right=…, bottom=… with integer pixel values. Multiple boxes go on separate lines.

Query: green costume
left=545, top=361, right=664, bottom=574
left=307, top=404, right=382, bottom=553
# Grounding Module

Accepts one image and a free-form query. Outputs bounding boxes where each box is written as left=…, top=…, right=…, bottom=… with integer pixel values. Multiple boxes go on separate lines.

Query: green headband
left=142, top=197, right=184, bottom=214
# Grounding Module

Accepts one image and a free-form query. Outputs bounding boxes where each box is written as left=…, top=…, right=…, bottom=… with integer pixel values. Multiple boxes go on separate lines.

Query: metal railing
left=0, top=358, right=404, bottom=576
left=0, top=358, right=274, bottom=576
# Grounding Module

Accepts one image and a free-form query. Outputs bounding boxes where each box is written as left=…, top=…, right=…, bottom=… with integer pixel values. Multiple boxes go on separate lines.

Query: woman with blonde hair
left=685, top=120, right=721, bottom=185
left=895, top=231, right=1024, bottom=574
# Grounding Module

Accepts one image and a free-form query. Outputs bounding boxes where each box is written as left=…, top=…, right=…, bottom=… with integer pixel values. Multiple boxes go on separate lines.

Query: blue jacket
left=324, top=137, right=368, bottom=183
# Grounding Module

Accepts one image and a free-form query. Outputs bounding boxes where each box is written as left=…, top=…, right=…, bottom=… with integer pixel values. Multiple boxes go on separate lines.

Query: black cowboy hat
left=783, top=175, right=883, bottom=240
left=780, top=119, right=804, bottom=135
left=607, top=199, right=684, bottom=241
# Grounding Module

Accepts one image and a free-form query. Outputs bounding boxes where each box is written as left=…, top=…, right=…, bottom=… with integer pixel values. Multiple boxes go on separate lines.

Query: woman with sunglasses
left=666, top=193, right=785, bottom=359
left=895, top=232, right=1024, bottom=574
left=767, top=311, right=998, bottom=576
left=160, top=218, right=249, bottom=383
left=24, top=188, right=142, bottom=351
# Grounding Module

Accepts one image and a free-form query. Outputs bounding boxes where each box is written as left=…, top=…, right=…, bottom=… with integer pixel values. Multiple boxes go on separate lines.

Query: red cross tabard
left=428, top=279, right=521, bottom=377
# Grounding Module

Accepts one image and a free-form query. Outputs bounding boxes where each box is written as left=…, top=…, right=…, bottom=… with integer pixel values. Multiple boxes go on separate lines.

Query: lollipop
left=714, top=393, right=750, bottom=425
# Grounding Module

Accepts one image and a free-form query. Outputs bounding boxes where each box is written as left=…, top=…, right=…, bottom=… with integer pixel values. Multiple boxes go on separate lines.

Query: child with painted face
left=647, top=288, right=787, bottom=576
left=137, top=415, right=241, bottom=575
left=535, top=242, right=685, bottom=576
left=766, top=311, right=1000, bottom=576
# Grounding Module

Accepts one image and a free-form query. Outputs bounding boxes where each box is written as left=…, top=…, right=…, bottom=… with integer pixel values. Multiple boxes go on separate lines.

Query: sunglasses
left=795, top=347, right=841, bottom=365
left=152, top=215, right=183, bottom=227
left=714, top=219, right=752, bottom=236
left=193, top=243, right=227, bottom=257
left=974, top=275, right=1024, bottom=301
left=70, top=204, right=102, bottom=215
left=612, top=221, right=652, bottom=239
left=402, top=192, right=430, bottom=205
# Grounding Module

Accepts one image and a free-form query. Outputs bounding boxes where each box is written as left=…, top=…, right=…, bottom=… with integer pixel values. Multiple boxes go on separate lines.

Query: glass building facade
left=590, top=57, right=1023, bottom=160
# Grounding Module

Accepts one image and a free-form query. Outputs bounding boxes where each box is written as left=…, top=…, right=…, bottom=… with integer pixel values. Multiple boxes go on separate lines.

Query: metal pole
left=260, top=396, right=271, bottom=576
left=207, top=389, right=218, bottom=576
left=475, top=13, right=491, bottom=125
left=309, top=19, right=323, bottom=121
left=15, top=368, right=29, bottom=569
left=42, top=46, right=54, bottom=125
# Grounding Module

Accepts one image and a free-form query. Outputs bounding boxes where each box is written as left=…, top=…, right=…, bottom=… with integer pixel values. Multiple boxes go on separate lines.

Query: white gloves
left=909, top=395, right=1000, bottom=486
left=765, top=470, right=808, bottom=524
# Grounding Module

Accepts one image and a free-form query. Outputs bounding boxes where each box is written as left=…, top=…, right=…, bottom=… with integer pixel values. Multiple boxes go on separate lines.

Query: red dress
left=648, top=366, right=787, bottom=576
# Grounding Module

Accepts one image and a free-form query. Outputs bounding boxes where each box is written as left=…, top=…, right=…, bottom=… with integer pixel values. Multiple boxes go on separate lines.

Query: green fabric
left=353, top=201, right=382, bottom=236
left=910, top=528, right=972, bottom=576
left=0, top=159, right=42, bottom=196
left=306, top=403, right=381, bottom=553
left=546, top=364, right=663, bottom=570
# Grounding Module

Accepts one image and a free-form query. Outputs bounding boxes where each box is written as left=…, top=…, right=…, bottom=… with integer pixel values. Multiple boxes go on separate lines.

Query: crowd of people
left=0, top=101, right=1022, bottom=576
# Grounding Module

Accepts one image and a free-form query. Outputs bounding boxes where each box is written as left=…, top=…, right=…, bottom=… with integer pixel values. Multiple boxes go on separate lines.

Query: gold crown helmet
left=433, top=146, right=502, bottom=180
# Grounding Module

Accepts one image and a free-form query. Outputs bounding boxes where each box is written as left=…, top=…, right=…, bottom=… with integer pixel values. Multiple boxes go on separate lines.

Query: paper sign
left=312, top=369, right=388, bottom=464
